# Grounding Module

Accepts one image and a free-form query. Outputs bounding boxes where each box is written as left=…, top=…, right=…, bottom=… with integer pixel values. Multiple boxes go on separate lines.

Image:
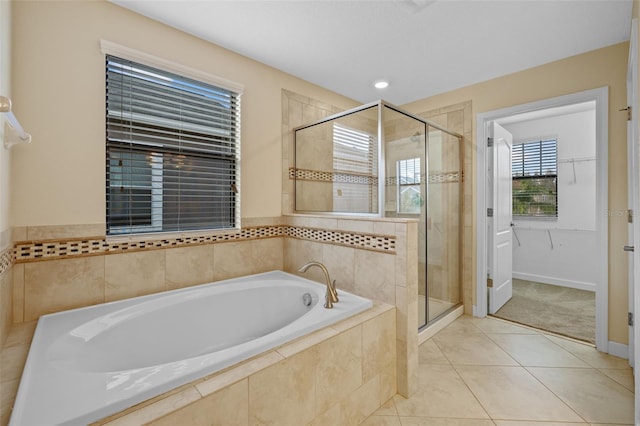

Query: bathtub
left=9, top=270, right=372, bottom=426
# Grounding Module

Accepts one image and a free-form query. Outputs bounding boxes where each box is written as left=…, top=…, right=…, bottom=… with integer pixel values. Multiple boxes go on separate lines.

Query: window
left=106, top=55, right=241, bottom=235
left=512, top=138, right=557, bottom=218
left=332, top=123, right=377, bottom=212
left=397, top=157, right=422, bottom=214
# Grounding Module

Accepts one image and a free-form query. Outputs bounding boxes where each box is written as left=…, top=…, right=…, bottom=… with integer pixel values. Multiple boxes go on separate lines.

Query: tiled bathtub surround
left=0, top=214, right=417, bottom=424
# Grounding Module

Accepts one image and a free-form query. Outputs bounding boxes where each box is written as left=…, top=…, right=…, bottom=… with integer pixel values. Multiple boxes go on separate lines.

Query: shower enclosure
left=293, top=101, right=463, bottom=329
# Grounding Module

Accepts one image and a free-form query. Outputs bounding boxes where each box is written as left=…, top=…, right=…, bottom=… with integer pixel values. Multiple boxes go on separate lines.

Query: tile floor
left=362, top=315, right=635, bottom=426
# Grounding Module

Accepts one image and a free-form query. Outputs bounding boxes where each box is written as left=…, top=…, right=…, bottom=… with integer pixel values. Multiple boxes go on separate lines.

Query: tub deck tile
left=276, top=326, right=338, bottom=358
left=196, top=351, right=284, bottom=398
left=330, top=302, right=394, bottom=333
left=101, top=387, right=201, bottom=426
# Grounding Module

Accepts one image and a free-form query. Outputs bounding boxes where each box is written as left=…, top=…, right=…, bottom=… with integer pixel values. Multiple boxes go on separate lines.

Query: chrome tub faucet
left=298, top=261, right=339, bottom=309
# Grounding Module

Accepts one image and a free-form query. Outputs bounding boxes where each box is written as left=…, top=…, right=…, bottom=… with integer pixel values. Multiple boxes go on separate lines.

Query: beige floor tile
left=543, top=335, right=630, bottom=369
left=393, top=364, right=490, bottom=419
left=598, top=368, right=634, bottom=392
left=433, top=332, right=518, bottom=366
left=526, top=367, right=634, bottom=424
left=418, top=339, right=450, bottom=365
left=455, top=365, right=583, bottom=422
left=486, top=334, right=590, bottom=367
left=434, top=316, right=485, bottom=335
left=374, top=398, right=398, bottom=416
left=494, top=422, right=588, bottom=425
left=588, top=424, right=636, bottom=426
left=475, top=317, right=540, bottom=334
left=399, top=417, right=496, bottom=425
left=360, top=415, right=402, bottom=426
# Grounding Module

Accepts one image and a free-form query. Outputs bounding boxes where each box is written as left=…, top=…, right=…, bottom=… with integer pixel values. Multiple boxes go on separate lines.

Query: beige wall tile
left=150, top=380, right=248, bottom=426
left=213, top=241, right=253, bottom=281
left=105, top=251, right=164, bottom=302
left=104, top=387, right=201, bottom=426
left=373, top=221, right=396, bottom=236
left=336, top=219, right=374, bottom=234
left=215, top=238, right=283, bottom=280
left=354, top=250, right=395, bottom=304
left=25, top=256, right=105, bottom=321
left=363, top=308, right=396, bottom=383
left=320, top=244, right=355, bottom=294
left=341, top=375, right=381, bottom=425
left=250, top=237, right=284, bottom=273
left=315, top=326, right=363, bottom=415
left=165, top=245, right=215, bottom=290
left=249, top=348, right=317, bottom=425
left=379, top=360, right=397, bottom=404
left=284, top=238, right=323, bottom=281
left=12, top=263, right=24, bottom=323
left=0, top=267, right=12, bottom=347
left=197, top=351, right=283, bottom=397
left=277, top=327, right=338, bottom=359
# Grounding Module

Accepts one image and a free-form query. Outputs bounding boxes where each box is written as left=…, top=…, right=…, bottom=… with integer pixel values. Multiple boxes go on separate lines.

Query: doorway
left=475, top=87, right=609, bottom=352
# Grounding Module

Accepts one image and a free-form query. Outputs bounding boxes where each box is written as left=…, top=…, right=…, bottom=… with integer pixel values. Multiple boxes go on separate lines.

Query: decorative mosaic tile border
left=0, top=247, right=12, bottom=277
left=289, top=168, right=378, bottom=185
left=285, top=226, right=395, bottom=252
left=385, top=171, right=463, bottom=186
left=9, top=224, right=396, bottom=264
left=428, top=171, right=463, bottom=184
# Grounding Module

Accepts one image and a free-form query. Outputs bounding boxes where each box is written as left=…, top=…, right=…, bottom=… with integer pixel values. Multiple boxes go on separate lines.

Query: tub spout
left=298, top=261, right=339, bottom=309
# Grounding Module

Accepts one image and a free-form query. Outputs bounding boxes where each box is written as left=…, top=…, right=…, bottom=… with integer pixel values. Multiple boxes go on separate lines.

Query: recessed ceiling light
left=374, top=80, right=389, bottom=89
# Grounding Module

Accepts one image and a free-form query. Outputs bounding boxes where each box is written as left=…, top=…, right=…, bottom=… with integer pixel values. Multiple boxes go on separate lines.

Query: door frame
left=475, top=87, right=609, bottom=352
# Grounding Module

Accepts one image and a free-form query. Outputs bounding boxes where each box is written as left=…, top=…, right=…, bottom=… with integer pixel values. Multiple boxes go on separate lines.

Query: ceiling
left=111, top=0, right=633, bottom=106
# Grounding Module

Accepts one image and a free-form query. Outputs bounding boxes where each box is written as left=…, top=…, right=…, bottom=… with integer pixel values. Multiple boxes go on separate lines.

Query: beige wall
left=404, top=42, right=630, bottom=344
left=9, top=0, right=358, bottom=227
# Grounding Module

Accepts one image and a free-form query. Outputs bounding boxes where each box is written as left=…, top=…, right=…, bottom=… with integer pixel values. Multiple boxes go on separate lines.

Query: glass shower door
left=381, top=106, right=428, bottom=327
left=426, top=127, right=462, bottom=323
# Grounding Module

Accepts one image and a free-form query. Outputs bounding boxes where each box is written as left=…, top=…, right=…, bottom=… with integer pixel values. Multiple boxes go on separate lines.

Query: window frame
left=102, top=41, right=243, bottom=237
left=511, top=137, right=558, bottom=219
left=396, top=157, right=422, bottom=215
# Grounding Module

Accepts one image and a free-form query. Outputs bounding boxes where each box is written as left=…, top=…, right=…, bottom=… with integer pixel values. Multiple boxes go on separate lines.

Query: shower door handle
left=624, top=245, right=635, bottom=252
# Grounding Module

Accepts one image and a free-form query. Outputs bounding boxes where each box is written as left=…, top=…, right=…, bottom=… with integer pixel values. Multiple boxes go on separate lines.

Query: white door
left=488, top=121, right=514, bottom=314
left=627, top=18, right=639, bottom=370
left=626, top=23, right=640, bottom=422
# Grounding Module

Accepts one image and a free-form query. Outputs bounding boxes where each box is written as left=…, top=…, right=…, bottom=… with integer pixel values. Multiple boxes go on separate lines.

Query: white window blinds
left=106, top=55, right=241, bottom=235
left=512, top=138, right=557, bottom=217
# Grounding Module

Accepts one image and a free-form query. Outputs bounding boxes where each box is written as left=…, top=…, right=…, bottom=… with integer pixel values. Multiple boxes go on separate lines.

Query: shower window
left=332, top=123, right=377, bottom=212
left=397, top=157, right=422, bottom=214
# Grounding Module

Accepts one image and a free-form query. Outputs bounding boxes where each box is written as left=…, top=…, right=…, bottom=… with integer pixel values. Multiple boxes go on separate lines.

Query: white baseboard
left=608, top=341, right=629, bottom=360
left=418, top=305, right=464, bottom=345
left=512, top=272, right=596, bottom=292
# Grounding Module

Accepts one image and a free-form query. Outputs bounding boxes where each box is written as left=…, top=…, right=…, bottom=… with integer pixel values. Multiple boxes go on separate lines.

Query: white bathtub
left=9, top=270, right=372, bottom=426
